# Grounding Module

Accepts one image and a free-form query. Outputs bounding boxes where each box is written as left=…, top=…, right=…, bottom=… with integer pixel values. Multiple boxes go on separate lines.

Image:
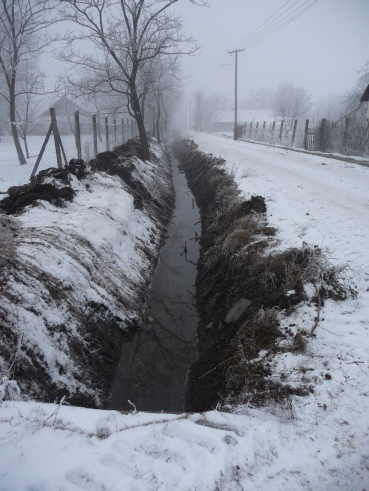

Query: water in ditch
left=107, top=159, right=200, bottom=412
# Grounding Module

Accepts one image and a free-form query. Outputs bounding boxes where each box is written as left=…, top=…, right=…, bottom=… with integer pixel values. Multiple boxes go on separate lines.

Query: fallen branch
left=186, top=289, right=196, bottom=300
left=181, top=235, right=210, bottom=265
left=310, top=283, right=321, bottom=337
left=199, top=356, right=235, bottom=379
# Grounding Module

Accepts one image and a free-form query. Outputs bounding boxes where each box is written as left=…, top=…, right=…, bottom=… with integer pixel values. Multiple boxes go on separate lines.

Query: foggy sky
left=41, top=0, right=369, bottom=108
left=172, top=0, right=369, bottom=104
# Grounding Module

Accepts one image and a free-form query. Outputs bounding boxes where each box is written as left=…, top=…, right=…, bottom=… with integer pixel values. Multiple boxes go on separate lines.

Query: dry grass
left=173, top=137, right=355, bottom=411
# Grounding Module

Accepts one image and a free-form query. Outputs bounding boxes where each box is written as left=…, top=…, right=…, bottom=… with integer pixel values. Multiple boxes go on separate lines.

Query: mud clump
left=0, top=159, right=87, bottom=215
left=90, top=137, right=168, bottom=212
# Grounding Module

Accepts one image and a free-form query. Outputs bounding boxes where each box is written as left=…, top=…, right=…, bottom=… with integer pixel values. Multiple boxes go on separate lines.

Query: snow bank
left=0, top=138, right=173, bottom=407
left=0, top=399, right=368, bottom=490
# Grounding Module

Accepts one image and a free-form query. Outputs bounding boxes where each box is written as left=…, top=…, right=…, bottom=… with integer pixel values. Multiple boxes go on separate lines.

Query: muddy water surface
left=107, top=159, right=200, bottom=412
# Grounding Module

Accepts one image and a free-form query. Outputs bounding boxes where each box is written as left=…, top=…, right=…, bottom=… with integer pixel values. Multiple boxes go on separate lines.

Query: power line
left=237, top=0, right=319, bottom=50
left=201, top=0, right=319, bottom=94
left=232, top=0, right=298, bottom=50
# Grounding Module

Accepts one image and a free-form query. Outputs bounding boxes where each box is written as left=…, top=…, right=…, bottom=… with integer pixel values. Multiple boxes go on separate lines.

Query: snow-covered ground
left=1, top=133, right=369, bottom=490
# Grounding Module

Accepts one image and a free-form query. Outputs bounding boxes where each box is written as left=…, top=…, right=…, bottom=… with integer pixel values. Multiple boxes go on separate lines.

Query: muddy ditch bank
left=173, top=138, right=352, bottom=412
left=0, top=137, right=174, bottom=408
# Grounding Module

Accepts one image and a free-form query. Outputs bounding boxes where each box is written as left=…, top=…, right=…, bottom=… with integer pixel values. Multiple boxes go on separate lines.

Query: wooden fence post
left=303, top=119, right=309, bottom=150
left=92, top=114, right=98, bottom=158
left=31, top=108, right=67, bottom=178
left=31, top=124, right=53, bottom=178
left=114, top=118, right=117, bottom=145
left=319, top=118, right=327, bottom=152
left=121, top=118, right=125, bottom=143
left=249, top=122, right=253, bottom=139
left=105, top=116, right=109, bottom=151
left=291, top=119, right=298, bottom=146
left=50, top=108, right=63, bottom=169
left=75, top=111, right=82, bottom=159
left=272, top=121, right=276, bottom=132
left=255, top=121, right=259, bottom=139
left=279, top=120, right=284, bottom=142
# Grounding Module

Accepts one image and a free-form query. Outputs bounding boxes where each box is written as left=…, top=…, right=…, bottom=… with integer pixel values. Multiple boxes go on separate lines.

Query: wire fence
left=0, top=111, right=138, bottom=187
left=237, top=117, right=369, bottom=157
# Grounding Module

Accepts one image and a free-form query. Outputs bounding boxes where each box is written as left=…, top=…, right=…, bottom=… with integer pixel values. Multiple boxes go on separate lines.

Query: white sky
left=41, top=0, right=369, bottom=108
left=171, top=0, right=369, bottom=103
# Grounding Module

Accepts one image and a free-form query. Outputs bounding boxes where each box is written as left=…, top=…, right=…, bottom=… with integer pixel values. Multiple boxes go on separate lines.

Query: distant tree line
left=195, top=65, right=369, bottom=145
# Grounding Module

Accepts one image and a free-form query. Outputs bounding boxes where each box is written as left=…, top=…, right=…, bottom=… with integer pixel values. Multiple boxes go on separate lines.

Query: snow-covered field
left=0, top=132, right=135, bottom=187
left=1, top=133, right=369, bottom=490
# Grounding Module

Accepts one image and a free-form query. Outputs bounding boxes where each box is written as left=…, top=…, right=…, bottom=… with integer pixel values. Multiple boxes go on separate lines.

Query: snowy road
left=1, top=133, right=369, bottom=490
left=192, top=133, right=369, bottom=273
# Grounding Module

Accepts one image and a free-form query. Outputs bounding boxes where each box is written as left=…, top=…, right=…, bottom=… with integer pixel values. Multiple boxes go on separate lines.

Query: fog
left=4, top=0, right=369, bottom=136
left=171, top=0, right=369, bottom=105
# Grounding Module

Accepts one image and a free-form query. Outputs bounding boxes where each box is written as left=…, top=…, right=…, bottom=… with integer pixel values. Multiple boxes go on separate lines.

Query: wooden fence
left=238, top=117, right=369, bottom=156
left=0, top=109, right=138, bottom=183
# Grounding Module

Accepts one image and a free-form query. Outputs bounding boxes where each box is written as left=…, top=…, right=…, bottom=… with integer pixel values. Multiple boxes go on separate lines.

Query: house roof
left=40, top=96, right=87, bottom=117
left=360, top=83, right=369, bottom=103
left=212, top=109, right=275, bottom=124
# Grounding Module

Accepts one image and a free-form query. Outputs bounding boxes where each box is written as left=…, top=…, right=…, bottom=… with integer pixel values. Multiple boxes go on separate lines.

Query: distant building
left=212, top=109, right=275, bottom=132
left=40, top=96, right=89, bottom=135
left=360, top=83, right=369, bottom=122
left=360, top=83, right=369, bottom=103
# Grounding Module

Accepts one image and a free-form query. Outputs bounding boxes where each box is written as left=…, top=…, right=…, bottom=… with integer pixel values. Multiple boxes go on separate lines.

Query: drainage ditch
left=173, top=139, right=335, bottom=413
left=107, top=158, right=200, bottom=412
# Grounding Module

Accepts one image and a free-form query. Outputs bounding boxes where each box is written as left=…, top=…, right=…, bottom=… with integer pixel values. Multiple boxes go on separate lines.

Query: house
left=212, top=109, right=275, bottom=132
left=360, top=83, right=369, bottom=122
left=40, top=96, right=90, bottom=135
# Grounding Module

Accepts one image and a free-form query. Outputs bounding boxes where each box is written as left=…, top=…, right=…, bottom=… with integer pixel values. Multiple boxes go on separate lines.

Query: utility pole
left=228, top=48, right=245, bottom=141
left=194, top=94, right=203, bottom=132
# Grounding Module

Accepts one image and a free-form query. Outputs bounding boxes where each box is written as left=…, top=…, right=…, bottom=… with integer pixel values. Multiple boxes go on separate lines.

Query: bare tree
left=271, top=81, right=312, bottom=135
left=145, top=54, right=183, bottom=143
left=240, top=87, right=274, bottom=110
left=0, top=0, right=56, bottom=164
left=58, top=0, right=205, bottom=162
left=200, top=92, right=231, bottom=132
left=341, top=60, right=369, bottom=121
left=16, top=61, right=46, bottom=158
left=311, top=94, right=341, bottom=125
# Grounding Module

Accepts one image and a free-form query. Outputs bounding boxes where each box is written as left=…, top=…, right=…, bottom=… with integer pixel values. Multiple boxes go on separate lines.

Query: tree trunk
left=97, top=112, right=103, bottom=142
left=24, top=134, right=30, bottom=159
left=10, top=90, right=27, bottom=165
left=130, top=81, right=150, bottom=161
left=156, top=97, right=161, bottom=144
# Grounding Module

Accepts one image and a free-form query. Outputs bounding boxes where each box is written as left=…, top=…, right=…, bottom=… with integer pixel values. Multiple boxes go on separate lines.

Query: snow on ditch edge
left=0, top=139, right=173, bottom=407
left=0, top=133, right=368, bottom=490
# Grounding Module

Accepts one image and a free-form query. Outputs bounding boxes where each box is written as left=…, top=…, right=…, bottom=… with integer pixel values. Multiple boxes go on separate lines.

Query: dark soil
left=0, top=159, right=87, bottom=215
